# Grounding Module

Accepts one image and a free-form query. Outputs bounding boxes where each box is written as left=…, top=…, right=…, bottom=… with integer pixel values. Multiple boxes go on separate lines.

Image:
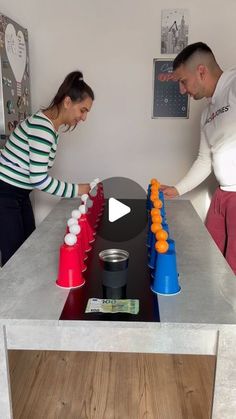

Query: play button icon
left=108, top=198, right=131, bottom=222
left=95, top=176, right=147, bottom=242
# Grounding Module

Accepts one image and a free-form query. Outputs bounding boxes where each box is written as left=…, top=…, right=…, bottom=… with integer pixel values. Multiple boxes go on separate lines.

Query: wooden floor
left=9, top=351, right=216, bottom=419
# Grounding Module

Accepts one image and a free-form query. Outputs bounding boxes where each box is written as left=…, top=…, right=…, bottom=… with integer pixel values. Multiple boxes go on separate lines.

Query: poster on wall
left=161, top=9, right=189, bottom=54
left=152, top=59, right=189, bottom=119
left=0, top=13, right=31, bottom=145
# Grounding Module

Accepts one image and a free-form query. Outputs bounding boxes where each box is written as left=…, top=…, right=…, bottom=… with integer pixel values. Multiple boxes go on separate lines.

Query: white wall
left=1, top=0, right=235, bottom=223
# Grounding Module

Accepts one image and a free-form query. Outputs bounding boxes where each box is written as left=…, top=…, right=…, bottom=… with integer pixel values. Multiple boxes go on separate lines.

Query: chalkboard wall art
left=152, top=59, right=189, bottom=119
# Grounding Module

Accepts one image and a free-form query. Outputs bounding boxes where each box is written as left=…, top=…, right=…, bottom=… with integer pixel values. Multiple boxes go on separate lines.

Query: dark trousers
left=0, top=180, right=35, bottom=266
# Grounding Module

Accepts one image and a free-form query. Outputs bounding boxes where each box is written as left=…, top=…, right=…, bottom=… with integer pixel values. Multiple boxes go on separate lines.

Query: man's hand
left=160, top=184, right=179, bottom=199
left=78, top=183, right=90, bottom=196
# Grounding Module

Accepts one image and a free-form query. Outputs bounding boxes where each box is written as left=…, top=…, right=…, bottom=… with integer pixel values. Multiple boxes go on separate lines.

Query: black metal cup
left=99, top=249, right=129, bottom=298
left=99, top=249, right=129, bottom=271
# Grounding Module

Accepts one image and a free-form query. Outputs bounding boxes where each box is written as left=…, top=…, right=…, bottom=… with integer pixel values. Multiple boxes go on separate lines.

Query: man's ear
left=64, top=96, right=72, bottom=109
left=197, top=64, right=207, bottom=80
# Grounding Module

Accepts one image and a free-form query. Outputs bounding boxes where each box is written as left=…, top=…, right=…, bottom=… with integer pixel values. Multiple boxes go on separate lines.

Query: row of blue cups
left=151, top=248, right=181, bottom=295
left=147, top=185, right=181, bottom=296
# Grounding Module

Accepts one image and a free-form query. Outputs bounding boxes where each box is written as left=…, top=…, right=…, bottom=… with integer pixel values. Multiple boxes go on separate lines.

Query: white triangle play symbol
left=108, top=198, right=131, bottom=223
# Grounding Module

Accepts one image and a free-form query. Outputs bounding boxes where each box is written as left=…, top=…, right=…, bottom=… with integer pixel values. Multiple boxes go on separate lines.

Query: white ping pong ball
left=90, top=187, right=97, bottom=197
left=86, top=198, right=93, bottom=208
left=90, top=181, right=97, bottom=189
left=71, top=209, right=81, bottom=220
left=69, top=224, right=81, bottom=235
left=81, top=194, right=89, bottom=202
left=64, top=233, right=77, bottom=246
left=79, top=204, right=87, bottom=214
left=67, top=218, right=77, bottom=227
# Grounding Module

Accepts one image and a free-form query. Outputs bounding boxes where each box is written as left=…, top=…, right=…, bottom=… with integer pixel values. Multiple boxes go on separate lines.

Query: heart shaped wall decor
left=5, top=23, right=26, bottom=83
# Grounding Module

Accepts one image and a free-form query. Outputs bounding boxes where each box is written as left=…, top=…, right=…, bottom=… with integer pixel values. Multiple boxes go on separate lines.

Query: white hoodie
left=175, top=68, right=236, bottom=194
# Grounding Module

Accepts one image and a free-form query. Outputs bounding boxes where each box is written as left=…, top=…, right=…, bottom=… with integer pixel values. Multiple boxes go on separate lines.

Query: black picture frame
left=152, top=58, right=189, bottom=118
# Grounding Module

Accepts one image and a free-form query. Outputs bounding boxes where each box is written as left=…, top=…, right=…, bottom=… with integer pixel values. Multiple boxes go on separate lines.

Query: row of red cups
left=56, top=182, right=105, bottom=288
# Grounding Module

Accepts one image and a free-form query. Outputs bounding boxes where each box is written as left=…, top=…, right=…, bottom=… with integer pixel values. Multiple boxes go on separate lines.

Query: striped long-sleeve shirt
left=0, top=111, right=79, bottom=198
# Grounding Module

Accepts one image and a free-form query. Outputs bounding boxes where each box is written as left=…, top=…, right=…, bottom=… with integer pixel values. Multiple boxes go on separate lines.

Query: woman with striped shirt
left=0, top=71, right=94, bottom=266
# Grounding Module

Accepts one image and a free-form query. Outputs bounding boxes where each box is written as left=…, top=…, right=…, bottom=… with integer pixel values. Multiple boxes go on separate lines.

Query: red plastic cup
left=56, top=243, right=85, bottom=288
left=89, top=184, right=100, bottom=213
left=79, top=217, right=92, bottom=252
left=99, top=182, right=105, bottom=208
left=88, top=195, right=98, bottom=228
left=76, top=235, right=87, bottom=270
left=81, top=214, right=95, bottom=244
left=84, top=202, right=97, bottom=236
left=97, top=183, right=105, bottom=214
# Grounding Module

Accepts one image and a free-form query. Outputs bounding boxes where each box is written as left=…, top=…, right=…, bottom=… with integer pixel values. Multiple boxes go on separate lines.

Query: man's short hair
left=173, top=42, right=214, bottom=71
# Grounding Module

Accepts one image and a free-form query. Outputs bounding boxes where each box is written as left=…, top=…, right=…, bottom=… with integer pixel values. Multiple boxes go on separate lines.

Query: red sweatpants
left=205, top=187, right=236, bottom=274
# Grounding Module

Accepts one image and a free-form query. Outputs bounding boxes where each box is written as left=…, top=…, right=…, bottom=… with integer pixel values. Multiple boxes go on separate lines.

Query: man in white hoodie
left=161, top=42, right=236, bottom=274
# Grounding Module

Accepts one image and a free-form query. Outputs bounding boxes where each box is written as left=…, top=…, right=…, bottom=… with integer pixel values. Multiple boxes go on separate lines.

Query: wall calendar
left=152, top=59, right=189, bottom=119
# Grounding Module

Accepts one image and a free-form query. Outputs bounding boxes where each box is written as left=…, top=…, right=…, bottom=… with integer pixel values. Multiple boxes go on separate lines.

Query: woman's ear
left=63, top=96, right=72, bottom=109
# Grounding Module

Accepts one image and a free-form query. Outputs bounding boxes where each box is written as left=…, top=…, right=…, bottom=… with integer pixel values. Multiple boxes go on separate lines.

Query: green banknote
left=85, top=298, right=139, bottom=314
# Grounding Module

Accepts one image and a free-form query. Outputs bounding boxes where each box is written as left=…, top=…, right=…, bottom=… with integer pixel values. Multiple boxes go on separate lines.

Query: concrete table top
left=0, top=198, right=235, bottom=418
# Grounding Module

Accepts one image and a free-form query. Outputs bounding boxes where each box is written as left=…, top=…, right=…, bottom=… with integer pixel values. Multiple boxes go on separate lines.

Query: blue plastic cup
left=162, top=222, right=169, bottom=233
left=159, top=190, right=164, bottom=202
left=149, top=239, right=175, bottom=277
left=167, top=238, right=175, bottom=252
left=161, top=214, right=167, bottom=223
left=146, top=185, right=152, bottom=210
left=151, top=250, right=181, bottom=295
left=148, top=241, right=157, bottom=269
left=146, top=220, right=151, bottom=246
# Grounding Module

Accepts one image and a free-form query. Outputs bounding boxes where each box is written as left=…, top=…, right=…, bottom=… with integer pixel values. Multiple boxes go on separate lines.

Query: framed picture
left=152, top=58, right=189, bottom=119
left=161, top=9, right=189, bottom=54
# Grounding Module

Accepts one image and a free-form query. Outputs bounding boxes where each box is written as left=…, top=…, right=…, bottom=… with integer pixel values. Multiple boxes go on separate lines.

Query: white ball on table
left=90, top=187, right=97, bottom=197
left=67, top=217, right=77, bottom=227
left=79, top=204, right=87, bottom=214
left=71, top=209, right=81, bottom=220
left=81, top=193, right=89, bottom=202
left=64, top=233, right=77, bottom=246
left=86, top=198, right=93, bottom=208
left=89, top=179, right=98, bottom=197
left=69, top=224, right=81, bottom=235
left=90, top=181, right=97, bottom=190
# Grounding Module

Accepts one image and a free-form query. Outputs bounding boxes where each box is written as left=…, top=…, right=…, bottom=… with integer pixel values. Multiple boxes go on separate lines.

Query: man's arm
left=161, top=126, right=212, bottom=198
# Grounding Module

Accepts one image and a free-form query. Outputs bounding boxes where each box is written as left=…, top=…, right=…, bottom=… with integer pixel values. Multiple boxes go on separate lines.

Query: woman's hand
left=160, top=184, right=179, bottom=199
left=78, top=183, right=90, bottom=196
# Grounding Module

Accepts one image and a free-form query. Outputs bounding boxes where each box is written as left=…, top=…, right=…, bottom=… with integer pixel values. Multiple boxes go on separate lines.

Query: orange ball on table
left=155, top=229, right=168, bottom=241
left=152, top=214, right=163, bottom=224
left=150, top=178, right=158, bottom=185
left=151, top=223, right=162, bottom=234
left=155, top=181, right=161, bottom=189
left=153, top=199, right=163, bottom=209
left=150, top=193, right=158, bottom=202
left=155, top=240, right=169, bottom=253
left=151, top=208, right=160, bottom=217
left=151, top=184, right=159, bottom=193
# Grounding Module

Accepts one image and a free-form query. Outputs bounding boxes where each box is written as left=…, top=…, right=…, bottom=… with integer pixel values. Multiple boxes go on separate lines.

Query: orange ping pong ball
left=155, top=240, right=169, bottom=253
left=151, top=208, right=160, bottom=216
left=150, top=178, right=158, bottom=185
left=152, top=214, right=163, bottom=224
left=155, top=229, right=168, bottom=241
left=150, top=193, right=157, bottom=202
left=151, top=184, right=159, bottom=192
left=151, top=223, right=162, bottom=234
left=155, top=181, right=161, bottom=189
left=153, top=199, right=163, bottom=209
